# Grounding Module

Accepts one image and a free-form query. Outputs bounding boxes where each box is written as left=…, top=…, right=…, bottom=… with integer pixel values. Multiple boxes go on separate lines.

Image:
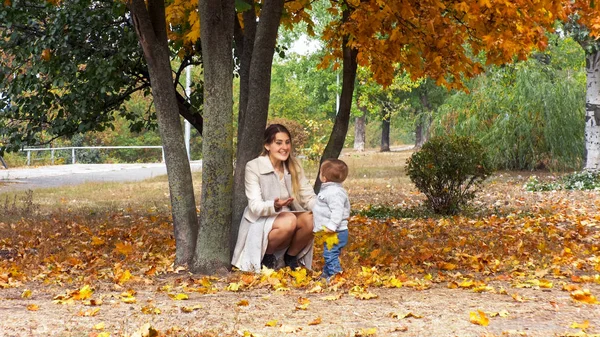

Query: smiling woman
left=231, top=124, right=317, bottom=272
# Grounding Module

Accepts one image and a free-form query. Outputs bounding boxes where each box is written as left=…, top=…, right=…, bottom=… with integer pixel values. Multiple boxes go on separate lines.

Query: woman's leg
left=266, top=212, right=297, bottom=254
left=287, top=212, right=314, bottom=256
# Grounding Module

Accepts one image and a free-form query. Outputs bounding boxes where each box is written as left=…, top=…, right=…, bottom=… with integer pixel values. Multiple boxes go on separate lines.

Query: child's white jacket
left=313, top=182, right=350, bottom=232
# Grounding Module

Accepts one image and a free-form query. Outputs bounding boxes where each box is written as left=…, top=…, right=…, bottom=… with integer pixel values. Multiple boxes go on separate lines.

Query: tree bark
left=585, top=51, right=600, bottom=170
left=415, top=91, right=432, bottom=148
left=231, top=0, right=285, bottom=251
left=380, top=115, right=390, bottom=152
left=354, top=112, right=366, bottom=152
left=314, top=6, right=359, bottom=192
left=191, top=0, right=235, bottom=273
left=354, top=95, right=366, bottom=151
left=128, top=0, right=198, bottom=266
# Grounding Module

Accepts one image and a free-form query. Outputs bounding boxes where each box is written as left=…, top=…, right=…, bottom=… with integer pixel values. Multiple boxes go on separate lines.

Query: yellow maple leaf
left=356, top=327, right=377, bottom=336
left=141, top=305, right=162, bottom=314
left=237, top=299, right=249, bottom=306
left=168, top=293, right=189, bottom=301
left=227, top=282, right=241, bottom=292
left=72, top=285, right=93, bottom=300
left=265, top=319, right=278, bottom=327
left=78, top=307, right=100, bottom=317
left=93, top=322, right=105, bottom=330
left=97, top=332, right=111, bottom=337
left=570, top=320, right=590, bottom=329
left=114, top=242, right=133, bottom=256
left=308, top=317, right=322, bottom=325
left=116, top=269, right=132, bottom=285
left=570, top=289, right=599, bottom=304
left=26, top=304, right=39, bottom=311
left=21, top=289, right=32, bottom=298
left=390, top=312, right=423, bottom=319
left=324, top=232, right=339, bottom=250
left=296, top=297, right=310, bottom=310
left=469, top=310, right=489, bottom=326
left=91, top=236, right=105, bottom=246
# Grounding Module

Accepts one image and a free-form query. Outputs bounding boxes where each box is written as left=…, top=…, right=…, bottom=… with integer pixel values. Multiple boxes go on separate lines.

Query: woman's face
left=265, top=132, right=291, bottom=163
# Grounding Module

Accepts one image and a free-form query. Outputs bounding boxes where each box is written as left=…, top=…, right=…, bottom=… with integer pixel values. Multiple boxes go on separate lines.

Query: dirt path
left=1, top=278, right=599, bottom=337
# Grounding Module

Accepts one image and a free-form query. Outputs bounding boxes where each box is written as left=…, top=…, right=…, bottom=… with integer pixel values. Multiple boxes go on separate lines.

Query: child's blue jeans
left=322, top=229, right=348, bottom=278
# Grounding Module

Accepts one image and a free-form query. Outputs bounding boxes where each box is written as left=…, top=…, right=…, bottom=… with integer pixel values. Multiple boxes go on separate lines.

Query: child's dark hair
left=320, top=158, right=348, bottom=183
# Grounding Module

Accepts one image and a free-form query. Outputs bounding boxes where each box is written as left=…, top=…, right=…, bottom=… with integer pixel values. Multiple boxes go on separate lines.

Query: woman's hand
left=274, top=197, right=294, bottom=211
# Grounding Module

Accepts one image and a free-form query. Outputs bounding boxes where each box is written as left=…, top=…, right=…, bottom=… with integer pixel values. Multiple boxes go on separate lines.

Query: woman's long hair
left=260, top=124, right=301, bottom=198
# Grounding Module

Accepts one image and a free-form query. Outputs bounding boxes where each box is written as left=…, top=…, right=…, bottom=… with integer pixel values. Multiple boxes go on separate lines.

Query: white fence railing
left=23, top=146, right=164, bottom=166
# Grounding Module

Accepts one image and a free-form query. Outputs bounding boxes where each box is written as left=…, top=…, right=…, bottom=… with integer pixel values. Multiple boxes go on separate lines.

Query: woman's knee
left=296, top=212, right=314, bottom=231
left=273, top=212, right=297, bottom=233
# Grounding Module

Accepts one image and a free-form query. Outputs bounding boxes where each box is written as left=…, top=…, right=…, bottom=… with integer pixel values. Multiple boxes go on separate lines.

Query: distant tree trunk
left=354, top=113, right=366, bottom=151
left=231, top=0, right=285, bottom=251
left=314, top=5, right=359, bottom=192
left=415, top=119, right=425, bottom=148
left=585, top=51, right=600, bottom=170
left=128, top=0, right=198, bottom=266
left=380, top=115, right=390, bottom=152
left=191, top=0, right=235, bottom=273
left=415, top=91, right=432, bottom=148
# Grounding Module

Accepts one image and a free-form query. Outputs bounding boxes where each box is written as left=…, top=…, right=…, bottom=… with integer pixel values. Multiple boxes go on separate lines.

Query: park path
left=0, top=161, right=202, bottom=193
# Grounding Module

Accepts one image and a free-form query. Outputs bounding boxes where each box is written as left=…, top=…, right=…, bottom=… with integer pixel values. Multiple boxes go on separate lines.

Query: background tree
left=128, top=0, right=198, bottom=265
left=0, top=0, right=204, bottom=155
left=315, top=0, right=566, bottom=189
left=563, top=3, right=600, bottom=170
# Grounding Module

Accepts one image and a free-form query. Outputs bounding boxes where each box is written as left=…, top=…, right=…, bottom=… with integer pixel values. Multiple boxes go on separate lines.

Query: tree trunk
left=128, top=0, right=198, bottom=266
left=231, top=0, right=285, bottom=251
left=191, top=0, right=235, bottom=273
left=314, top=7, right=359, bottom=192
left=381, top=116, right=390, bottom=152
left=585, top=51, right=600, bottom=170
left=354, top=104, right=366, bottom=152
left=415, top=119, right=424, bottom=149
left=415, top=91, right=432, bottom=148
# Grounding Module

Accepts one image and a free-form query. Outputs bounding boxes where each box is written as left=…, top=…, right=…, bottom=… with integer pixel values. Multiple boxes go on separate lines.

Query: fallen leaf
left=180, top=304, right=202, bottom=313
left=77, top=307, right=100, bottom=317
left=26, top=304, right=39, bottom=311
left=308, top=317, right=322, bottom=325
left=321, top=293, right=343, bottom=301
left=21, top=289, right=32, bottom=298
left=355, top=327, right=377, bottom=336
left=469, top=310, right=489, bottom=326
left=570, top=289, right=599, bottom=304
left=168, top=293, right=189, bottom=301
left=265, top=319, right=278, bottom=327
left=570, top=320, right=590, bottom=329
left=93, top=322, right=106, bottom=330
left=237, top=299, right=249, bottom=306
left=141, top=305, right=162, bottom=314
left=390, top=312, right=423, bottom=319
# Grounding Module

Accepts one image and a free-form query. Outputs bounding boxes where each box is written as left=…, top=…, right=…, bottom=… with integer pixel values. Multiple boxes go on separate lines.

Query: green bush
left=406, top=135, right=492, bottom=215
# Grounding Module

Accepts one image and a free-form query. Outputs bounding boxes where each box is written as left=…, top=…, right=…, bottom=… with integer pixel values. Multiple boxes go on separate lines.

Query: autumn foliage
left=320, top=0, right=566, bottom=88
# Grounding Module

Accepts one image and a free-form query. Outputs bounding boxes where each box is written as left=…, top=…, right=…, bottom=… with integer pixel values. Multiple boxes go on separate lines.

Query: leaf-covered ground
left=1, top=150, right=600, bottom=337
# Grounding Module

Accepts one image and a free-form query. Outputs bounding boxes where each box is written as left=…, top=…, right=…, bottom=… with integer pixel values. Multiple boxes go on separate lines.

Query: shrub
left=406, top=135, right=492, bottom=215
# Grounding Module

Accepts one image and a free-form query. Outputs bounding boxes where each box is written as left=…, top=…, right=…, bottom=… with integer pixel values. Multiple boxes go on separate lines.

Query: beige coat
left=231, top=155, right=316, bottom=272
